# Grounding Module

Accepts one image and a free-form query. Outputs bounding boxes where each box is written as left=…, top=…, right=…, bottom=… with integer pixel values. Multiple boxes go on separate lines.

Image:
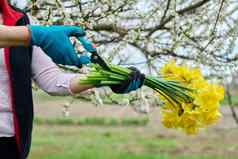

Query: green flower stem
left=79, top=63, right=193, bottom=107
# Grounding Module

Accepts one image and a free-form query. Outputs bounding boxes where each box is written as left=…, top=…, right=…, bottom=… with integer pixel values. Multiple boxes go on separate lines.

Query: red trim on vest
left=0, top=0, right=23, bottom=25
left=1, top=0, right=23, bottom=152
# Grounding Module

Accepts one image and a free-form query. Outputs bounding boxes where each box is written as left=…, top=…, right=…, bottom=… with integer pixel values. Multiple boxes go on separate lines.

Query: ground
left=29, top=91, right=238, bottom=159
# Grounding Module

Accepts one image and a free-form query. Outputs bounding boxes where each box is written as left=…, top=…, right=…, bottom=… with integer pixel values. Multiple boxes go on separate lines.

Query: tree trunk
left=226, top=84, right=238, bottom=125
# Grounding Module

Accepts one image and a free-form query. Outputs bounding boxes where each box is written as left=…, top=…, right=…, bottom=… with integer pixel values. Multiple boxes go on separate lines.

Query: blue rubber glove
left=110, top=67, right=145, bottom=94
left=78, top=55, right=91, bottom=64
left=28, top=25, right=91, bottom=66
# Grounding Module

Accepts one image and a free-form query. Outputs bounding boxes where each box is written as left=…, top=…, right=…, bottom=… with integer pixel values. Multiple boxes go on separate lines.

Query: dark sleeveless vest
left=10, top=15, right=33, bottom=159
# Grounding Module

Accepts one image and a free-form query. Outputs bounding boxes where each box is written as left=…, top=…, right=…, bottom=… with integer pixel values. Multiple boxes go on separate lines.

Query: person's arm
left=0, top=24, right=91, bottom=67
left=32, top=46, right=93, bottom=96
left=0, top=25, right=30, bottom=47
left=32, top=45, right=144, bottom=95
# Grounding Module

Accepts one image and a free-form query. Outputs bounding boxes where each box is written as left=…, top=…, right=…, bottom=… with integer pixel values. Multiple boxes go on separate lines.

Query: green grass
left=29, top=125, right=237, bottom=159
left=34, top=117, right=149, bottom=126
left=30, top=125, right=175, bottom=159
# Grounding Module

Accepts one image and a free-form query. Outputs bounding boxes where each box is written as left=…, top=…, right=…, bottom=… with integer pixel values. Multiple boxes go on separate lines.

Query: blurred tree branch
left=24, top=0, right=238, bottom=72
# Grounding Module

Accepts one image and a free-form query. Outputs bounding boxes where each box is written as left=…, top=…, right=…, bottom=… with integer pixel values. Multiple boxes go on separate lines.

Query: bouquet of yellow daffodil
left=79, top=61, right=224, bottom=135
left=160, top=61, right=224, bottom=134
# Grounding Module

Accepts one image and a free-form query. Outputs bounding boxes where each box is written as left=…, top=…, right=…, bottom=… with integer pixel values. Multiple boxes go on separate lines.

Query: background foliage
left=10, top=0, right=238, bottom=75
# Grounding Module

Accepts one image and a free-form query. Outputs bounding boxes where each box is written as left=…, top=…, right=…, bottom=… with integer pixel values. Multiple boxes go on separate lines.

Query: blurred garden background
left=29, top=89, right=238, bottom=159
left=10, top=0, right=238, bottom=158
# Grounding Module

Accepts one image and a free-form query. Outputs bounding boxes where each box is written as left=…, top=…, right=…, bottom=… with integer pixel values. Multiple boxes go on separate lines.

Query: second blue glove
left=110, top=67, right=145, bottom=94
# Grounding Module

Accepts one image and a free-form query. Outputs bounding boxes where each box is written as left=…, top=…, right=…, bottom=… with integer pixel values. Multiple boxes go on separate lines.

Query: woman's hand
left=69, top=67, right=144, bottom=95
left=28, top=25, right=91, bottom=67
left=110, top=67, right=145, bottom=94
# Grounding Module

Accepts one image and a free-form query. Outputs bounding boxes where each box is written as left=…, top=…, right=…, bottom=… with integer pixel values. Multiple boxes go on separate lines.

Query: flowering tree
left=10, top=1, right=238, bottom=117
left=18, top=0, right=237, bottom=75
